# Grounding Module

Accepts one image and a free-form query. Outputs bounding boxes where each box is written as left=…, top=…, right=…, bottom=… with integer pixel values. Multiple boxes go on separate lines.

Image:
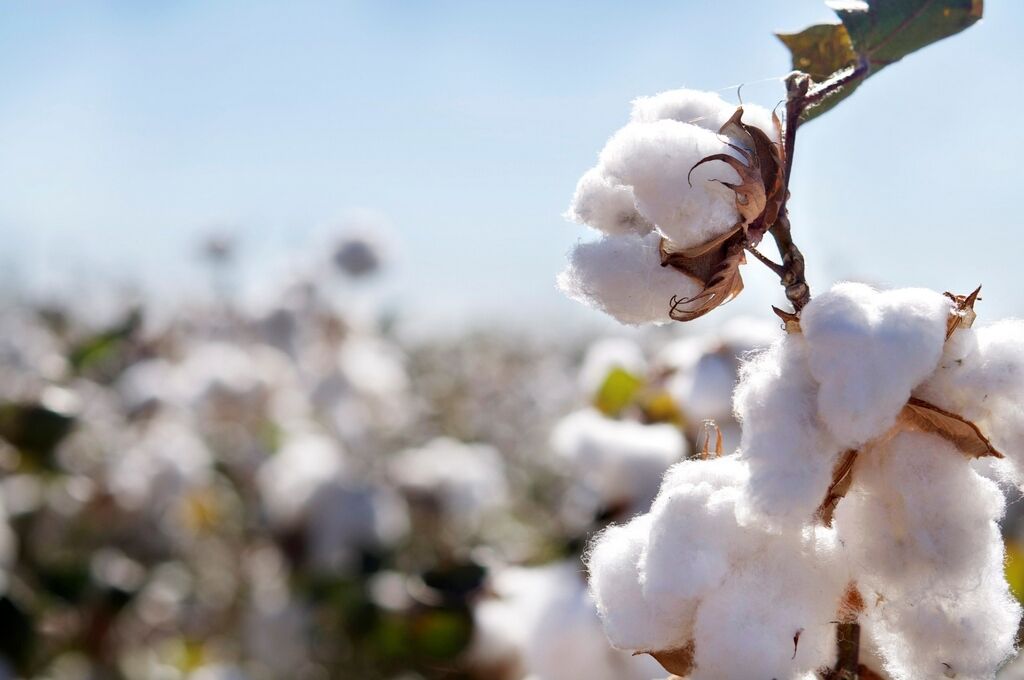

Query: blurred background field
left=3, top=2, right=1024, bottom=679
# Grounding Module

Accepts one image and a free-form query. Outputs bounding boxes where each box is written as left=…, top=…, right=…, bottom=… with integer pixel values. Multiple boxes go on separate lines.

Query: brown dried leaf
left=668, top=239, right=746, bottom=322
left=699, top=420, right=724, bottom=460
left=899, top=397, right=1002, bottom=459
left=816, top=448, right=859, bottom=527
left=944, top=284, right=981, bottom=340
left=641, top=641, right=695, bottom=676
left=772, top=305, right=802, bottom=334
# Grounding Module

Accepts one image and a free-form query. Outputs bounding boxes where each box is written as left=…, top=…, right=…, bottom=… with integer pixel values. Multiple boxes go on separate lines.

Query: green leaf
left=776, top=23, right=862, bottom=119
left=592, top=367, right=644, bottom=417
left=778, top=0, right=983, bottom=122
left=832, top=0, right=983, bottom=68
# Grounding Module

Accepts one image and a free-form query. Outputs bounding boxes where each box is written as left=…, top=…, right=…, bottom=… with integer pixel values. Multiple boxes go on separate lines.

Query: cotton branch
left=763, top=60, right=869, bottom=313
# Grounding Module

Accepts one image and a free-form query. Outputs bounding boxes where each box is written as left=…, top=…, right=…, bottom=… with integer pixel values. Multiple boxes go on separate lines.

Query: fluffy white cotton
left=916, top=319, right=1024, bottom=485
left=473, top=560, right=664, bottom=680
left=640, top=455, right=756, bottom=645
left=863, top=545, right=1020, bottom=680
left=691, top=532, right=846, bottom=679
left=578, top=337, right=647, bottom=399
left=566, top=167, right=654, bottom=236
left=630, top=88, right=780, bottom=142
left=257, top=432, right=406, bottom=570
left=733, top=336, right=843, bottom=528
left=257, top=433, right=350, bottom=527
left=586, top=515, right=681, bottom=652
left=801, top=282, right=951, bottom=447
left=551, top=409, right=685, bottom=513
left=834, top=431, right=1005, bottom=593
left=108, top=415, right=213, bottom=513
left=666, top=349, right=736, bottom=422
left=521, top=561, right=665, bottom=680
left=599, top=120, right=743, bottom=250
left=557, top=231, right=702, bottom=325
left=388, top=437, right=507, bottom=521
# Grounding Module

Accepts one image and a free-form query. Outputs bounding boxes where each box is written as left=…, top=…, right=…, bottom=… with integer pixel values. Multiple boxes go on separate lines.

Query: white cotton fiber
left=733, top=336, right=843, bottom=528
left=630, top=88, right=780, bottom=142
left=551, top=409, right=685, bottom=513
left=599, top=120, right=743, bottom=250
left=665, top=350, right=736, bottom=422
left=863, top=546, right=1020, bottom=680
left=801, top=282, right=951, bottom=447
left=388, top=437, right=507, bottom=520
left=640, top=455, right=756, bottom=639
left=586, top=515, right=685, bottom=653
left=834, top=431, right=1005, bottom=593
left=557, top=231, right=703, bottom=325
left=566, top=167, right=653, bottom=236
left=916, top=319, right=1024, bottom=485
left=691, top=532, right=846, bottom=679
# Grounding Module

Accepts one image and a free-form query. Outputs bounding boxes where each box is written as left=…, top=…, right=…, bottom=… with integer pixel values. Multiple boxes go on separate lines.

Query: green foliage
left=778, top=0, right=983, bottom=121
left=593, top=367, right=644, bottom=417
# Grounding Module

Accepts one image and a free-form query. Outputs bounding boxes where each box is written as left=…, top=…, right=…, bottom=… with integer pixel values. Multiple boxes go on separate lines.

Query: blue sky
left=0, top=1, right=1020, bottom=333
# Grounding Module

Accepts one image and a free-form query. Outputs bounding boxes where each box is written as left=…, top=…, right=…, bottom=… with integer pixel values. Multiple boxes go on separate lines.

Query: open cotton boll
left=388, top=437, right=508, bottom=520
left=801, top=282, right=951, bottom=447
left=557, top=231, right=702, bottom=325
left=586, top=515, right=683, bottom=653
left=108, top=414, right=213, bottom=513
left=733, top=336, right=843, bottom=528
left=599, top=120, right=743, bottom=250
left=916, top=320, right=1024, bottom=484
left=522, top=560, right=666, bottom=680
left=257, top=432, right=350, bottom=528
left=630, top=88, right=780, bottom=142
left=566, top=167, right=653, bottom=236
left=551, top=409, right=685, bottom=513
left=640, top=455, right=759, bottom=639
left=666, top=349, right=736, bottom=422
left=863, top=547, right=1020, bottom=680
left=834, top=431, right=1005, bottom=592
left=691, top=531, right=846, bottom=680
left=578, top=337, right=647, bottom=399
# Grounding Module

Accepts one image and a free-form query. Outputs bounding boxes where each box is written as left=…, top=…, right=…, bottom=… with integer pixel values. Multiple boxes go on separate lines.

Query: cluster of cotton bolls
left=559, top=89, right=780, bottom=324
left=467, top=321, right=785, bottom=680
left=585, top=282, right=1024, bottom=679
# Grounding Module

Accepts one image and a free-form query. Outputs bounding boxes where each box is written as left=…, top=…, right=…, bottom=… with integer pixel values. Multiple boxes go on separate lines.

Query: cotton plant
left=558, top=3, right=1017, bottom=678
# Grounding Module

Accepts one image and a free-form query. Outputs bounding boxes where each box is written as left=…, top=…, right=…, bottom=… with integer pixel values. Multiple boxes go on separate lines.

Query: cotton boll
left=834, top=431, right=1005, bottom=594
left=578, top=337, right=647, bottom=399
left=566, top=167, right=654, bottom=236
left=599, top=120, right=743, bottom=250
left=640, top=455, right=759, bottom=639
left=257, top=433, right=350, bottom=528
left=733, top=336, right=844, bottom=529
left=108, top=414, right=213, bottom=513
left=521, top=560, right=666, bottom=680
left=257, top=431, right=405, bottom=571
left=557, top=231, right=703, bottom=325
left=916, top=320, right=1024, bottom=485
left=388, top=437, right=508, bottom=522
left=691, top=532, right=846, bottom=680
left=665, top=350, right=736, bottom=422
left=474, top=561, right=663, bottom=680
left=801, top=282, right=951, bottom=447
left=586, top=515, right=683, bottom=652
left=863, top=547, right=1020, bottom=680
left=630, top=88, right=780, bottom=142
left=551, top=409, right=685, bottom=514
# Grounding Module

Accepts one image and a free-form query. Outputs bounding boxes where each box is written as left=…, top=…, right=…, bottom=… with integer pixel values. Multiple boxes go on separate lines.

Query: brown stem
left=770, top=61, right=869, bottom=314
